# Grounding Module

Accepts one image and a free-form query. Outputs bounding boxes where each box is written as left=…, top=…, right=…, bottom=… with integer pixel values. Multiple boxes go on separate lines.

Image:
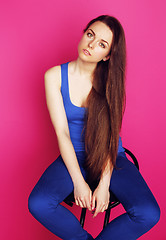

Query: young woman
left=28, top=15, right=160, bottom=240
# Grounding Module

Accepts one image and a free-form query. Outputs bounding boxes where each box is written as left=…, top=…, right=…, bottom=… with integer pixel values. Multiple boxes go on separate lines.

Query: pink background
left=0, top=0, right=166, bottom=239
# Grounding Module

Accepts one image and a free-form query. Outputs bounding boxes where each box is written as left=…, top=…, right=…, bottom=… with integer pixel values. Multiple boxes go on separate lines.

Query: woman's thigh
left=30, top=151, right=87, bottom=204
left=110, top=152, right=160, bottom=216
left=30, top=155, right=73, bottom=203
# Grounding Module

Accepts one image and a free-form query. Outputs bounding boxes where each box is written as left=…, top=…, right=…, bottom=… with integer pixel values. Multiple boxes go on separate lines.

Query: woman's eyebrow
left=88, top=28, right=109, bottom=46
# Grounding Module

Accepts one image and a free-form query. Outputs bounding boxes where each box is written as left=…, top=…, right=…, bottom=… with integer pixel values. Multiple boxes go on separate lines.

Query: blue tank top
left=60, top=61, right=125, bottom=153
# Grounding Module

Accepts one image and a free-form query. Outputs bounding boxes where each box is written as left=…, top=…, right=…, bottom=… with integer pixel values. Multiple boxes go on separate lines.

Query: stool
left=63, top=148, right=139, bottom=229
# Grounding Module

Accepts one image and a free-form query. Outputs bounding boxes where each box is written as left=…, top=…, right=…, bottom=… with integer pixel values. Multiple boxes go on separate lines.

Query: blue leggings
left=28, top=151, right=160, bottom=240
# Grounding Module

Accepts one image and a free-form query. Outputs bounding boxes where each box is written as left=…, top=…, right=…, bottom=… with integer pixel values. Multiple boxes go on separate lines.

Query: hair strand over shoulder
left=82, top=15, right=126, bottom=187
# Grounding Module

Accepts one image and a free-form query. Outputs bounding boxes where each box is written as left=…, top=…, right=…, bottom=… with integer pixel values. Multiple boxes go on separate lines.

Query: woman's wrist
left=99, top=174, right=111, bottom=189
left=98, top=162, right=113, bottom=189
left=72, top=173, right=86, bottom=187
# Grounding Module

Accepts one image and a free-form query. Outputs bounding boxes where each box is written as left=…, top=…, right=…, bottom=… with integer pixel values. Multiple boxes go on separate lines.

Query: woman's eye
left=87, top=32, right=93, bottom=37
left=99, top=42, right=105, bottom=48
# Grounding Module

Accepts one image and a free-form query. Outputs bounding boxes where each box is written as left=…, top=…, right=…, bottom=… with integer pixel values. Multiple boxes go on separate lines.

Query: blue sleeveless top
left=60, top=61, right=125, bottom=153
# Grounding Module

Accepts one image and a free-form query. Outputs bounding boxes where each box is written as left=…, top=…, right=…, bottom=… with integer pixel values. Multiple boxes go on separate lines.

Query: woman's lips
left=83, top=49, right=91, bottom=56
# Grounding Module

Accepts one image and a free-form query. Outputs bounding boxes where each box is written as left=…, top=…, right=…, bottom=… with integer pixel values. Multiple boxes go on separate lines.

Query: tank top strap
left=60, top=62, right=69, bottom=99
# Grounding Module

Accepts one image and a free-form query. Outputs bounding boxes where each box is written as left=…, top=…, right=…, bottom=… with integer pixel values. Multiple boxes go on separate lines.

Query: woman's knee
left=28, top=189, right=59, bottom=217
left=144, top=200, right=161, bottom=227
left=129, top=199, right=161, bottom=229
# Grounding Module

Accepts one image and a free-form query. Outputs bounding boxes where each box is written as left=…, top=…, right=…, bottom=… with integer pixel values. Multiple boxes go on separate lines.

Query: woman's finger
left=93, top=202, right=102, bottom=218
left=85, top=199, right=91, bottom=211
left=88, top=191, right=92, bottom=211
left=75, top=197, right=83, bottom=208
left=92, top=195, right=96, bottom=211
left=101, top=204, right=107, bottom=212
left=89, top=191, right=92, bottom=203
left=78, top=198, right=85, bottom=208
left=85, top=192, right=92, bottom=211
left=75, top=199, right=79, bottom=206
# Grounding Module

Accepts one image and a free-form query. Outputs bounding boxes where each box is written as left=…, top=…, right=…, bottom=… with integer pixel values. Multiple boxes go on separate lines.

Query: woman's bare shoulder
left=44, top=64, right=61, bottom=89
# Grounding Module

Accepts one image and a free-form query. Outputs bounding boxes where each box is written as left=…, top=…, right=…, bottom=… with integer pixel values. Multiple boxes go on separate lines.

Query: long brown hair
left=83, top=15, right=126, bottom=186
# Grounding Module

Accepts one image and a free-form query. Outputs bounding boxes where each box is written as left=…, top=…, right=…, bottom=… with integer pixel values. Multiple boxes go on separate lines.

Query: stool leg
left=80, top=208, right=87, bottom=228
left=103, top=208, right=111, bottom=229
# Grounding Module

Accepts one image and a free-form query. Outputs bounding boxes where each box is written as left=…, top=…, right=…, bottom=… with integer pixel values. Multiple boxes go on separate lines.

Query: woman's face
left=78, top=21, right=113, bottom=63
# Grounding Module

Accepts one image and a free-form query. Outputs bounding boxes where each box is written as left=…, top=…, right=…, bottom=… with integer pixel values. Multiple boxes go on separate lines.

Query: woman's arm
left=99, top=158, right=113, bottom=188
left=44, top=66, right=92, bottom=210
left=92, top=159, right=113, bottom=217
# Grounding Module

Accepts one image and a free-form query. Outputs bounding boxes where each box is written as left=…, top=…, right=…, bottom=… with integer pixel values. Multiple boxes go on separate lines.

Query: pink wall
left=1, top=0, right=165, bottom=239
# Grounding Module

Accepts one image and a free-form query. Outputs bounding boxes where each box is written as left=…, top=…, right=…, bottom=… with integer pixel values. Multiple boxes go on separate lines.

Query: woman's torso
left=60, top=61, right=125, bottom=153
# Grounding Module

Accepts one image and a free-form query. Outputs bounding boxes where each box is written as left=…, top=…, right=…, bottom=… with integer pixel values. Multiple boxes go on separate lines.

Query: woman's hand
left=91, top=182, right=110, bottom=218
left=74, top=180, right=92, bottom=211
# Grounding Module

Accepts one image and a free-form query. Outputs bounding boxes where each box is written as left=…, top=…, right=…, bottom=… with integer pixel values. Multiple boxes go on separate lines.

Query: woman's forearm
left=57, top=132, right=85, bottom=185
left=99, top=159, right=113, bottom=189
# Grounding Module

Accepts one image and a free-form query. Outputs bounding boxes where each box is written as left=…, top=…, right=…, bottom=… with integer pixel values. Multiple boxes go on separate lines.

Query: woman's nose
left=88, top=40, right=96, bottom=49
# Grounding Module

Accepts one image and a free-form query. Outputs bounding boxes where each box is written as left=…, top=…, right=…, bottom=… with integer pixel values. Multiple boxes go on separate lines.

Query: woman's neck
left=71, top=57, right=97, bottom=80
